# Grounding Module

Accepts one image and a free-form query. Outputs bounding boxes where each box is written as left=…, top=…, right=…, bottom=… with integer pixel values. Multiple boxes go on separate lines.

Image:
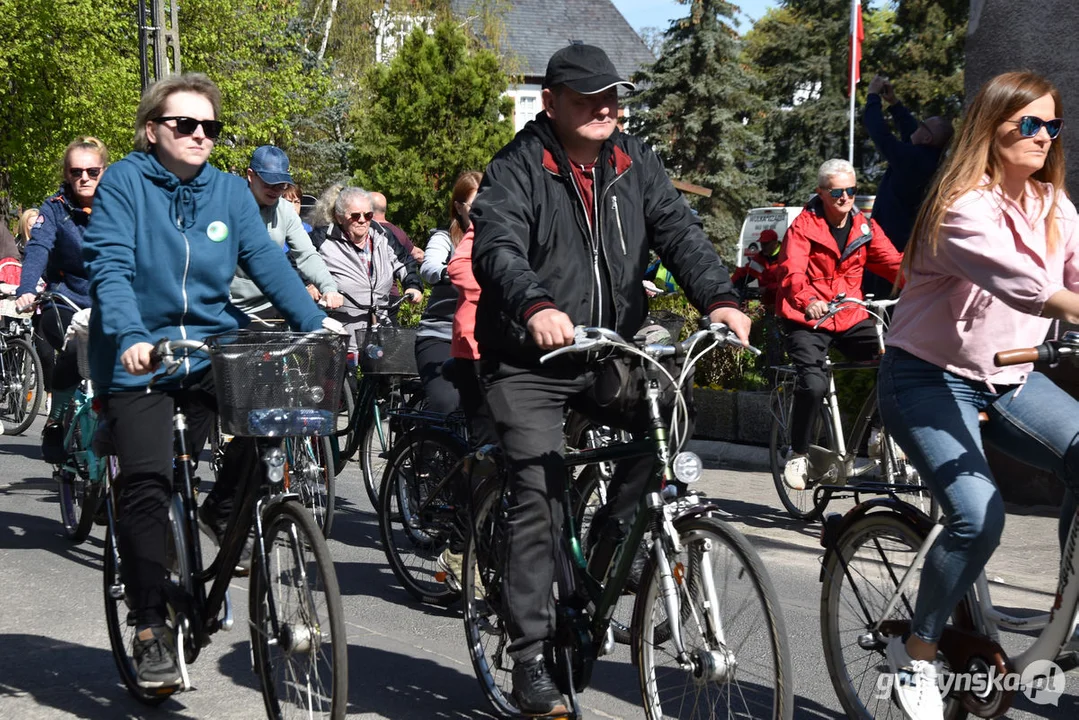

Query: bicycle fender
left=818, top=497, right=934, bottom=582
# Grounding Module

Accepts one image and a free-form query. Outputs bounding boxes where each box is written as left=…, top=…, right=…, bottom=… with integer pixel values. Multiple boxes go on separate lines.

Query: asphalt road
left=1, top=415, right=1078, bottom=719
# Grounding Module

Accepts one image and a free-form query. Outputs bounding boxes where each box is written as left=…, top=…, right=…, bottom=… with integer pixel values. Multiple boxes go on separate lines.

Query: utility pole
left=139, top=0, right=182, bottom=91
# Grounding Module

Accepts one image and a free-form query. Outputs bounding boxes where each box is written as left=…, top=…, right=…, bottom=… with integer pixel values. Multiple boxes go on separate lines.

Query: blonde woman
left=15, top=208, right=39, bottom=257
left=877, top=71, right=1079, bottom=720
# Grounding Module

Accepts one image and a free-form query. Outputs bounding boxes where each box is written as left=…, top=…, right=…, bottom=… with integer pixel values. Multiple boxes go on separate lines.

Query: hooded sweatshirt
left=83, top=151, right=325, bottom=392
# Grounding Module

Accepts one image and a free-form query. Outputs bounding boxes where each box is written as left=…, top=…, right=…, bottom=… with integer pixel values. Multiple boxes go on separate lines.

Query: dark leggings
left=37, top=303, right=80, bottom=393
left=415, top=335, right=459, bottom=415
left=105, top=381, right=251, bottom=628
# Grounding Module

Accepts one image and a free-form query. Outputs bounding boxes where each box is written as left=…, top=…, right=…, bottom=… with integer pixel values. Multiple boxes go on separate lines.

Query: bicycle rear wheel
left=462, top=476, right=521, bottom=717
left=820, top=512, right=967, bottom=720
left=634, top=515, right=793, bottom=720
left=57, top=406, right=104, bottom=543
left=378, top=429, right=465, bottom=606
left=286, top=435, right=336, bottom=538
left=0, top=337, right=43, bottom=435
left=360, top=380, right=424, bottom=508
left=769, top=383, right=834, bottom=521
left=250, top=499, right=347, bottom=720
left=331, top=378, right=356, bottom=475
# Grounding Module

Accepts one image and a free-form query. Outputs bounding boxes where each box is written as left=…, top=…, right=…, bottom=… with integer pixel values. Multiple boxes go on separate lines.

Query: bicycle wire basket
left=206, top=330, right=347, bottom=437
left=358, top=325, right=418, bottom=376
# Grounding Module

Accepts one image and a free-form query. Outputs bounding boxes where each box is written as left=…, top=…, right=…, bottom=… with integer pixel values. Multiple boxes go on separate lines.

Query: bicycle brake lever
left=538, top=327, right=604, bottom=364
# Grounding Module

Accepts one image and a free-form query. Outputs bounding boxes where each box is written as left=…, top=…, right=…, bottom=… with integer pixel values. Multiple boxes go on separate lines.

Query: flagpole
left=848, top=0, right=857, bottom=164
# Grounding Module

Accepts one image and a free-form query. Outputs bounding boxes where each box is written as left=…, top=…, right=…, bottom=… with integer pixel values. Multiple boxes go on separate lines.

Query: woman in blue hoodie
left=82, top=73, right=327, bottom=689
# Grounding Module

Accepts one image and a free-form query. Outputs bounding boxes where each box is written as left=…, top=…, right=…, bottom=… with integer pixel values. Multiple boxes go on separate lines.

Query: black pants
left=450, top=357, right=497, bottom=447
left=415, top=334, right=458, bottom=415
left=37, top=303, right=80, bottom=393
left=481, top=360, right=654, bottom=661
left=784, top=318, right=880, bottom=453
left=104, top=377, right=252, bottom=628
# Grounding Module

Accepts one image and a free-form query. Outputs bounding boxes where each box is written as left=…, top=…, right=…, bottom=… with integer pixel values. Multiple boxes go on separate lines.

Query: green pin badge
left=207, top=221, right=229, bottom=242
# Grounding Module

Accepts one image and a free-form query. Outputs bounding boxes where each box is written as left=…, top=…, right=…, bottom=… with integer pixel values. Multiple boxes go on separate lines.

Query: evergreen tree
left=349, top=20, right=514, bottom=242
left=627, top=0, right=767, bottom=260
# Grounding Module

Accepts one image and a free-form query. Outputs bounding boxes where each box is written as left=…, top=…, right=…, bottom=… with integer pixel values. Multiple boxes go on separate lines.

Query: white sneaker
left=885, top=635, right=944, bottom=720
left=782, top=452, right=809, bottom=491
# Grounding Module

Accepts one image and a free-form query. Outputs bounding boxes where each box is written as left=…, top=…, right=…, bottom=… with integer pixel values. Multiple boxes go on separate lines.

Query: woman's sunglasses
left=1009, top=116, right=1063, bottom=139
left=153, top=116, right=224, bottom=140
left=349, top=211, right=375, bottom=223
left=827, top=186, right=857, bottom=199
left=68, top=167, right=102, bottom=179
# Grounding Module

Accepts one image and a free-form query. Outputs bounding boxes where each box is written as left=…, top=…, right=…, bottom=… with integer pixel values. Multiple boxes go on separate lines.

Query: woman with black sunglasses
left=15, top=136, right=108, bottom=457
left=81, top=72, right=328, bottom=690
left=875, top=71, right=1079, bottom=720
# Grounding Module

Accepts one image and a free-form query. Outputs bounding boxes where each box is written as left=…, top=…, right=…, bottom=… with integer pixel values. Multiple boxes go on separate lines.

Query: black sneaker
left=132, top=625, right=182, bottom=688
left=198, top=496, right=253, bottom=576
left=41, top=421, right=66, bottom=464
left=511, top=654, right=568, bottom=716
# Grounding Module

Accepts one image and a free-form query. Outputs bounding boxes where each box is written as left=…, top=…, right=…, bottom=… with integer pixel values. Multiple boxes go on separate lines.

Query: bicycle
left=768, top=294, right=933, bottom=521
left=102, top=330, right=348, bottom=718
left=462, top=324, right=794, bottom=720
left=818, top=330, right=1079, bottom=720
left=0, top=290, right=44, bottom=435
left=330, top=294, right=424, bottom=506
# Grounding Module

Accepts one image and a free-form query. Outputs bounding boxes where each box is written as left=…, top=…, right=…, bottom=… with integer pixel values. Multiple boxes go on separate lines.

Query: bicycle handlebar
left=810, top=293, right=898, bottom=329
left=538, top=323, right=758, bottom=365
left=149, top=328, right=342, bottom=372
left=994, top=342, right=1071, bottom=367
left=13, top=289, right=85, bottom=314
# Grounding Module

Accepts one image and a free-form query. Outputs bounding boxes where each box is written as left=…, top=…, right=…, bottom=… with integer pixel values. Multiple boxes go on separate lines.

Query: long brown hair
left=449, top=171, right=483, bottom=246
left=905, top=71, right=1066, bottom=274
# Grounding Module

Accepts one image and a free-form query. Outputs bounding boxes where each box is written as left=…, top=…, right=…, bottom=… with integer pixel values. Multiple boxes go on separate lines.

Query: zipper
left=611, top=195, right=626, bottom=255
left=569, top=171, right=602, bottom=327
left=179, top=231, right=192, bottom=378
left=598, top=170, right=630, bottom=327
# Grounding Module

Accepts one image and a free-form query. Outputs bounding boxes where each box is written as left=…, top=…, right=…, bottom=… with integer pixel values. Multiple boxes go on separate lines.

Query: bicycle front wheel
left=634, top=515, right=793, bottom=720
left=820, top=512, right=967, bottom=720
left=286, top=435, right=336, bottom=538
left=57, top=405, right=104, bottom=543
left=769, top=386, right=833, bottom=522
left=0, top=337, right=43, bottom=435
left=250, top=500, right=347, bottom=720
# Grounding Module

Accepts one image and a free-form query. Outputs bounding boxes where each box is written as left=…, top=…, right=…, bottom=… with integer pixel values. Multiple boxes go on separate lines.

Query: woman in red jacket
left=776, top=158, right=903, bottom=491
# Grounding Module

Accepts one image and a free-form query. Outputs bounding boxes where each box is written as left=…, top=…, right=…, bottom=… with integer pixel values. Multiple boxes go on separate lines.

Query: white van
left=735, top=206, right=803, bottom=267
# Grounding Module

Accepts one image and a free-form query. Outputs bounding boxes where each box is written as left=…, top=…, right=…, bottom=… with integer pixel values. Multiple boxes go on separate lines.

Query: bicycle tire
left=0, top=337, right=43, bottom=435
left=820, top=512, right=968, bottom=720
left=361, top=382, right=424, bottom=508
left=634, top=515, right=793, bottom=720
left=879, top=431, right=940, bottom=521
left=378, top=429, right=467, bottom=606
left=103, top=486, right=188, bottom=704
left=769, top=385, right=834, bottom=521
left=287, top=435, right=336, bottom=538
left=56, top=403, right=102, bottom=543
left=250, top=500, right=348, bottom=720
left=462, top=476, right=521, bottom=717
left=331, top=379, right=357, bottom=475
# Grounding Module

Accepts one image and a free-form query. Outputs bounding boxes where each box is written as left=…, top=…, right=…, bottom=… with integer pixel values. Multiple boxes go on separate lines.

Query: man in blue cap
left=236, top=145, right=342, bottom=317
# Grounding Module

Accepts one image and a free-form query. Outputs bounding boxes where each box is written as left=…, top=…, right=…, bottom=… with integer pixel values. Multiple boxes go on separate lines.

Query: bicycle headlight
left=672, top=451, right=703, bottom=484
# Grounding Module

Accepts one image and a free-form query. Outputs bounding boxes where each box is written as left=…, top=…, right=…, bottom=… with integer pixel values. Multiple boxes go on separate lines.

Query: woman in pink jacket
left=877, top=71, right=1079, bottom=720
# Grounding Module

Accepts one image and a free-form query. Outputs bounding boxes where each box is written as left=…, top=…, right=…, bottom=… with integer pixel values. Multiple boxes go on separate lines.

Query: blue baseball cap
left=249, top=145, right=294, bottom=186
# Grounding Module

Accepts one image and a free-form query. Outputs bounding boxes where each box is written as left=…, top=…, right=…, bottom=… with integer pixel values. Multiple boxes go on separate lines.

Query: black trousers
left=481, top=360, right=654, bottom=661
left=104, top=376, right=252, bottom=628
left=37, top=303, right=80, bottom=393
left=414, top=334, right=458, bottom=415
left=784, top=318, right=880, bottom=453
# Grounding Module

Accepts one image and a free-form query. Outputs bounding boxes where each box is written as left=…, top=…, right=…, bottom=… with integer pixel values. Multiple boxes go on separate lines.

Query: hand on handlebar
left=527, top=308, right=575, bottom=350
left=404, top=288, right=423, bottom=305
left=805, top=300, right=830, bottom=321
left=121, top=342, right=159, bottom=376
left=708, top=306, right=752, bottom=346
left=320, top=291, right=344, bottom=310
left=15, top=293, right=36, bottom=313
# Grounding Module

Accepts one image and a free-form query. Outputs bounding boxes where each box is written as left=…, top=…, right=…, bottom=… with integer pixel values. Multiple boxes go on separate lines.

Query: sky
left=611, top=0, right=779, bottom=34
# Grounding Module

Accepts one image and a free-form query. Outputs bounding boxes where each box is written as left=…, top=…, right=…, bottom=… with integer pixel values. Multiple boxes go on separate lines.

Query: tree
left=0, top=0, right=141, bottom=216
left=348, top=20, right=513, bottom=242
left=628, top=0, right=767, bottom=259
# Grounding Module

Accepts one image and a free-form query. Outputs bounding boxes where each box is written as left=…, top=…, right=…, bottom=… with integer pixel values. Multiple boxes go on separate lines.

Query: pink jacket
left=887, top=181, right=1079, bottom=386
left=447, top=230, right=480, bottom=360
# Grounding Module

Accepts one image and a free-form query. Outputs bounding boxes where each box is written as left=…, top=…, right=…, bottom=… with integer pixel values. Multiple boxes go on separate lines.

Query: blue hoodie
left=15, top=185, right=93, bottom=307
left=83, top=151, right=325, bottom=392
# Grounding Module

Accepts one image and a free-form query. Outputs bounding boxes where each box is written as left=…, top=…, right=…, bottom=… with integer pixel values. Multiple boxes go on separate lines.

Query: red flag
left=846, top=2, right=864, bottom=95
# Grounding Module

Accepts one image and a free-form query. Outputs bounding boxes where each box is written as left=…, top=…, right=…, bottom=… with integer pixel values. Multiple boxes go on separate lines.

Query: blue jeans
left=878, top=348, right=1079, bottom=643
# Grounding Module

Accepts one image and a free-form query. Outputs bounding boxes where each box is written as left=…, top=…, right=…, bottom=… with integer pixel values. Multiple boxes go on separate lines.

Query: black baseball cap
left=542, top=44, right=635, bottom=95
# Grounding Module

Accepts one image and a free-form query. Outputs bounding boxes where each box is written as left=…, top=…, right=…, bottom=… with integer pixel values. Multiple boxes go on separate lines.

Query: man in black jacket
left=471, top=43, right=750, bottom=715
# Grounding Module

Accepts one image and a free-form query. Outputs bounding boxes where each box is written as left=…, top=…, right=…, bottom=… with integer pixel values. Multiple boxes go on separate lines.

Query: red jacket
left=731, top=255, right=781, bottom=307
left=776, top=197, right=902, bottom=332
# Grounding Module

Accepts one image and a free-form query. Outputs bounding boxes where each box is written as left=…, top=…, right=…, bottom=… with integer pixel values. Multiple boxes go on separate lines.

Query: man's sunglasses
left=68, top=167, right=102, bottom=179
left=153, top=116, right=224, bottom=140
left=1009, top=115, right=1063, bottom=139
left=827, top=186, right=857, bottom=199
left=349, top=211, right=375, bottom=223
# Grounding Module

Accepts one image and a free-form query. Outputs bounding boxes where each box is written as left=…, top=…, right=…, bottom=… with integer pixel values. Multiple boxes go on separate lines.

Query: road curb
left=686, top=439, right=771, bottom=474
